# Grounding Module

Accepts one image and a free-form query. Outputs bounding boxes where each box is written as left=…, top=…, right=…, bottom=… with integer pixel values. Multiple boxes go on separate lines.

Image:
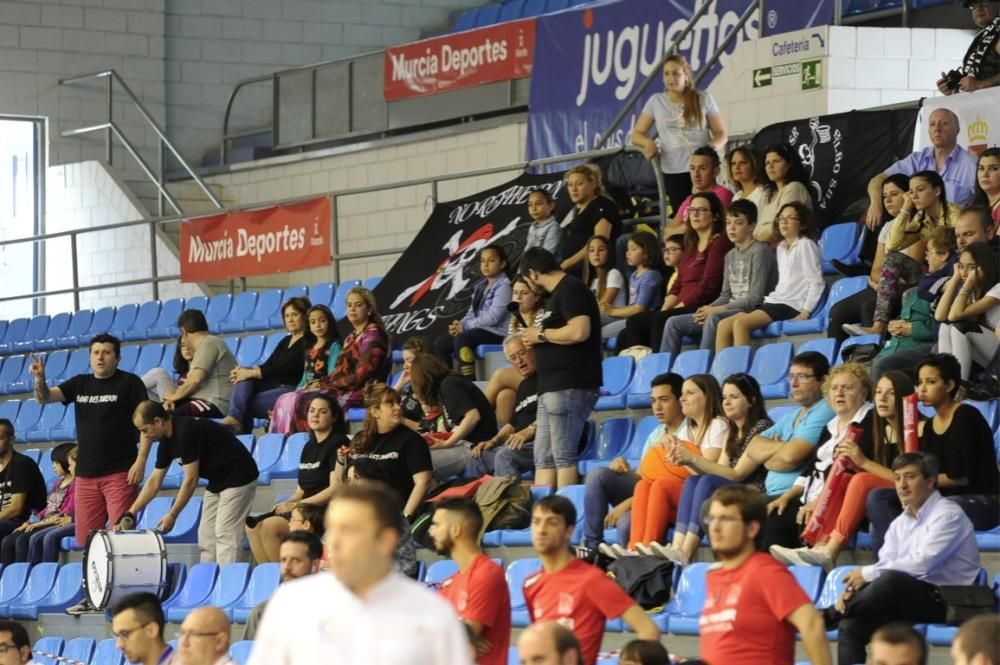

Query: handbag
left=840, top=342, right=880, bottom=364
left=937, top=585, right=997, bottom=626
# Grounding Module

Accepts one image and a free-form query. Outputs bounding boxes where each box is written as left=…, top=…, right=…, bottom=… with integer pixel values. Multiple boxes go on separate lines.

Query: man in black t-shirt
left=126, top=401, right=258, bottom=564
left=520, top=248, right=602, bottom=489
left=0, top=419, right=46, bottom=540
left=30, top=333, right=148, bottom=556
left=467, top=334, right=539, bottom=478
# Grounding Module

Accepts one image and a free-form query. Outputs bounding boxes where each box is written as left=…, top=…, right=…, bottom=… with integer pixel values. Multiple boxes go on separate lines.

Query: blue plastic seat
left=507, top=558, right=542, bottom=626
left=332, top=280, right=362, bottom=320
left=133, top=343, right=165, bottom=378
left=545, top=0, right=569, bottom=11
left=453, top=7, right=478, bottom=31
left=798, top=338, right=838, bottom=366
left=594, top=356, right=635, bottom=410
left=4, top=355, right=36, bottom=394
left=219, top=292, right=259, bottom=334
left=26, top=402, right=66, bottom=442
left=579, top=417, right=633, bottom=474
left=230, top=641, right=253, bottom=665
left=236, top=434, right=255, bottom=454
left=777, top=286, right=830, bottom=336
left=262, top=331, right=285, bottom=361
left=146, top=297, right=186, bottom=339
left=243, top=288, right=284, bottom=332
left=0, top=318, right=30, bottom=354
left=161, top=562, right=187, bottom=607
left=93, top=638, right=125, bottom=665
left=623, top=352, right=672, bottom=409
left=253, top=433, right=285, bottom=484
left=709, top=345, right=750, bottom=385
left=309, top=282, right=336, bottom=309
left=768, top=405, right=799, bottom=424
left=30, top=636, right=63, bottom=665
left=0, top=401, right=19, bottom=424
left=62, top=638, right=96, bottom=664
left=107, top=304, right=139, bottom=339
left=584, top=414, right=655, bottom=474
left=475, top=344, right=503, bottom=359
left=819, top=222, right=862, bottom=274
left=164, top=562, right=219, bottom=620
left=116, top=345, right=140, bottom=375
left=231, top=562, right=280, bottom=622
left=236, top=335, right=266, bottom=368
left=13, top=400, right=42, bottom=436
left=268, top=287, right=307, bottom=328
left=271, top=432, right=309, bottom=480
left=789, top=564, right=824, bottom=603
left=556, top=484, right=586, bottom=545
left=223, top=336, right=240, bottom=358
left=205, top=294, right=233, bottom=333
left=40, top=350, right=70, bottom=388
left=49, top=402, right=76, bottom=441
left=0, top=564, right=30, bottom=612
left=425, top=559, right=460, bottom=585
left=208, top=562, right=252, bottom=612
left=671, top=349, right=710, bottom=378
left=0, top=356, right=25, bottom=394
left=53, top=309, right=94, bottom=348
left=363, top=276, right=382, bottom=291
left=750, top=342, right=793, bottom=399
left=56, top=348, right=90, bottom=383
left=499, top=0, right=525, bottom=20
left=71, top=306, right=116, bottom=347
left=186, top=295, right=208, bottom=313
left=836, top=334, right=881, bottom=366
left=137, top=496, right=202, bottom=544
left=523, top=0, right=547, bottom=15
left=966, top=400, right=998, bottom=431
left=817, top=565, right=858, bottom=639
left=20, top=449, right=41, bottom=465
left=0, top=562, right=58, bottom=617
left=475, top=3, right=502, bottom=25
left=33, top=312, right=72, bottom=351
left=664, top=562, right=711, bottom=634
left=123, top=300, right=162, bottom=341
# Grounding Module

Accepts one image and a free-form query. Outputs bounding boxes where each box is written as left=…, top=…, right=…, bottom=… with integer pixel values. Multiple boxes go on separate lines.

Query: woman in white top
left=583, top=235, right=626, bottom=309
left=935, top=242, right=1000, bottom=380
left=714, top=202, right=825, bottom=351
left=755, top=144, right=814, bottom=242
left=630, top=54, right=728, bottom=213
left=727, top=146, right=767, bottom=209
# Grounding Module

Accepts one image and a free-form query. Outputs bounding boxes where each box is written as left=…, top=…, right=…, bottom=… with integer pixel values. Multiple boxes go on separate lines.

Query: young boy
left=659, top=200, right=777, bottom=354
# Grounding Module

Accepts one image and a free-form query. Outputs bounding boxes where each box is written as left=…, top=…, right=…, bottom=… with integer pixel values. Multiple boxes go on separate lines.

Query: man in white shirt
left=178, top=607, right=236, bottom=665
left=828, top=452, right=981, bottom=665
left=247, top=483, right=470, bottom=665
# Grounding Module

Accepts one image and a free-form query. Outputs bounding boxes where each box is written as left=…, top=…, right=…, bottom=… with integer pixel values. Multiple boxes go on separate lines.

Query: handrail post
left=106, top=76, right=113, bottom=166
left=70, top=233, right=80, bottom=312
left=157, top=139, right=165, bottom=217
left=148, top=220, right=159, bottom=301
left=694, top=0, right=760, bottom=86
left=331, top=196, right=341, bottom=284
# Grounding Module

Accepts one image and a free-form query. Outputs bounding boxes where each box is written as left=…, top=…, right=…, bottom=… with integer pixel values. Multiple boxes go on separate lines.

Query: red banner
left=180, top=196, right=331, bottom=282
left=384, top=18, right=535, bottom=101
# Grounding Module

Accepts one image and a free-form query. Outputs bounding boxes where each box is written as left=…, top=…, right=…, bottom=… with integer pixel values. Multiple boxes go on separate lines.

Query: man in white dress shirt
left=246, top=482, right=470, bottom=665
left=178, top=607, right=236, bottom=665
left=828, top=452, right=982, bottom=665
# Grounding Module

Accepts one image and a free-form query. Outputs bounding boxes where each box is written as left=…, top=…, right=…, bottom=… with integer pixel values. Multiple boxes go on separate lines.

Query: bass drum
left=84, top=529, right=168, bottom=610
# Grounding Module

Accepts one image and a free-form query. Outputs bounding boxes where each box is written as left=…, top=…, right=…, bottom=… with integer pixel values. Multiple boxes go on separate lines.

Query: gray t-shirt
left=641, top=90, right=720, bottom=173
left=189, top=334, right=236, bottom=412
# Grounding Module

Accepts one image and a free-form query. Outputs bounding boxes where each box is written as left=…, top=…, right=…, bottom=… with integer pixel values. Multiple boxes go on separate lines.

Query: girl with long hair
left=727, top=146, right=766, bottom=209
left=599, top=232, right=664, bottom=339
left=583, top=235, right=625, bottom=311
left=935, top=241, right=1000, bottom=379
left=973, top=147, right=1000, bottom=231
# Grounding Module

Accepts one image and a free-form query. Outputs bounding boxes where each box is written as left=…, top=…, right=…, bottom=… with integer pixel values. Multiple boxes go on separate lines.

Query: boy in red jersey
left=523, top=496, right=660, bottom=665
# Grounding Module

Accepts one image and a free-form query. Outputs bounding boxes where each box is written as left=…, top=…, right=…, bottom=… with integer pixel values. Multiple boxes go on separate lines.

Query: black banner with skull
left=372, top=171, right=572, bottom=341
left=753, top=108, right=918, bottom=229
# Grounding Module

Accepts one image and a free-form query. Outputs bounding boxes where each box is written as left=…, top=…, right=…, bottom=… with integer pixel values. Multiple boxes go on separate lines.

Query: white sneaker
left=65, top=598, right=100, bottom=615
left=769, top=545, right=807, bottom=566
left=634, top=543, right=656, bottom=557
left=611, top=544, right=637, bottom=558
left=650, top=542, right=689, bottom=565
left=598, top=543, right=620, bottom=560
left=797, top=547, right=835, bottom=572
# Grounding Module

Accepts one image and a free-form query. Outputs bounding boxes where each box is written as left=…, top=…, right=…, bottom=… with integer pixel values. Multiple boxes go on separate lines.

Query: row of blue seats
left=844, top=0, right=950, bottom=17
left=30, top=637, right=255, bottom=665
left=0, top=277, right=382, bottom=356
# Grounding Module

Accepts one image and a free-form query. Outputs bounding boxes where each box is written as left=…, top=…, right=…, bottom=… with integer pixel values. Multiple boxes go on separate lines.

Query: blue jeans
left=871, top=344, right=933, bottom=382
left=466, top=443, right=535, bottom=479
left=660, top=310, right=741, bottom=355
left=1, top=523, right=76, bottom=564
left=675, top=474, right=732, bottom=535
left=534, top=389, right=598, bottom=470
left=227, top=379, right=294, bottom=433
left=583, top=467, right=637, bottom=546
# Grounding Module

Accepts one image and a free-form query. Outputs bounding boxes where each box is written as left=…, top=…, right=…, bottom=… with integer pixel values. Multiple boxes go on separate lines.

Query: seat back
left=239, top=562, right=280, bottom=608
left=164, top=562, right=219, bottom=610
left=627, top=352, right=672, bottom=397
left=665, top=562, right=710, bottom=617
left=798, top=338, right=838, bottom=366
left=749, top=342, right=793, bottom=385
left=2, top=318, right=29, bottom=345
left=130, top=300, right=162, bottom=332
left=62, top=348, right=91, bottom=379
left=87, top=306, right=117, bottom=337
left=16, top=561, right=59, bottom=604
left=709, top=345, right=751, bottom=384
left=31, top=636, right=63, bottom=665
left=222, top=292, right=258, bottom=327
left=43, top=312, right=72, bottom=341
left=363, top=276, right=383, bottom=291
left=108, top=304, right=138, bottom=334
left=93, top=638, right=125, bottom=665
left=35, top=402, right=66, bottom=432
left=819, top=222, right=861, bottom=265
left=223, top=336, right=240, bottom=358
left=236, top=434, right=255, bottom=454
left=206, top=294, right=233, bottom=331
left=523, top=0, right=547, bottom=15
left=476, top=3, right=501, bottom=25
left=117, top=345, right=140, bottom=374
left=554, top=484, right=586, bottom=533
left=425, top=559, right=460, bottom=585
left=624, top=415, right=660, bottom=460
left=253, top=433, right=285, bottom=475
left=506, top=558, right=542, bottom=611
left=186, top=296, right=209, bottom=313
left=767, top=405, right=799, bottom=424
left=263, top=331, right=286, bottom=360
left=789, top=564, right=824, bottom=603
left=156, top=298, right=185, bottom=328
left=836, top=334, right=881, bottom=365
left=229, top=641, right=253, bottom=665
left=43, top=351, right=70, bottom=384
left=499, top=0, right=525, bottom=21
left=14, top=399, right=42, bottom=433
left=272, top=432, right=309, bottom=478
left=592, top=417, right=634, bottom=462
left=209, top=562, right=251, bottom=608
left=332, top=280, right=362, bottom=320
left=671, top=349, right=711, bottom=378
left=39, top=561, right=83, bottom=610
left=818, top=565, right=859, bottom=608
left=0, top=401, right=18, bottom=423
left=600, top=356, right=634, bottom=397
left=63, top=309, right=95, bottom=338
left=249, top=288, right=284, bottom=321
left=0, top=356, right=25, bottom=385
left=236, top=335, right=266, bottom=367
left=23, top=315, right=51, bottom=342
left=134, top=344, right=165, bottom=377
left=62, top=638, right=96, bottom=664
left=309, top=282, right=336, bottom=308
left=0, top=563, right=29, bottom=603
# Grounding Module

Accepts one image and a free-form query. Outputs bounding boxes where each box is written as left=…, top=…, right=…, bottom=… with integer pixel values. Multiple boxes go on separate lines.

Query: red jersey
left=523, top=558, right=635, bottom=665
left=439, top=554, right=511, bottom=665
left=699, top=552, right=811, bottom=665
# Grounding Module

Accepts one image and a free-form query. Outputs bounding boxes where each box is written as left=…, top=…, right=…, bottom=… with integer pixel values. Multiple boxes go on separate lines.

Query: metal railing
left=1, top=145, right=662, bottom=314
left=59, top=70, right=224, bottom=216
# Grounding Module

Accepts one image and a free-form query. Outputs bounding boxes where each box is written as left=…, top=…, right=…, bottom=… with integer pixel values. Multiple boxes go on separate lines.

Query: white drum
left=84, top=529, right=167, bottom=610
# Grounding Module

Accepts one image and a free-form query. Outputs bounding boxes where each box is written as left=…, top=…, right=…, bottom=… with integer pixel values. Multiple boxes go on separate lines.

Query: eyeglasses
left=789, top=373, right=815, bottom=382
left=178, top=630, right=222, bottom=642
left=0, top=643, right=20, bottom=655
left=704, top=515, right=743, bottom=526
left=777, top=215, right=802, bottom=223
left=687, top=207, right=711, bottom=216
left=112, top=622, right=151, bottom=641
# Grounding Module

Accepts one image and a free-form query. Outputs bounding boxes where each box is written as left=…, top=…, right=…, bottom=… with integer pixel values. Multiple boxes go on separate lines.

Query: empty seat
left=0, top=356, right=25, bottom=394
left=72, top=306, right=116, bottom=347
left=137, top=496, right=202, bottom=543
left=33, top=312, right=72, bottom=351
left=230, top=562, right=280, bottom=622
left=625, top=352, right=672, bottom=409
left=253, top=433, right=285, bottom=484
left=475, top=3, right=502, bottom=25
left=0, top=401, right=19, bottom=424
left=665, top=562, right=711, bottom=634
left=243, top=288, right=284, bottom=332
left=579, top=417, right=633, bottom=474
left=93, top=638, right=125, bottom=665
left=749, top=342, right=793, bottom=399
left=499, top=0, right=524, bottom=21
left=236, top=434, right=255, bottom=454
left=363, top=276, right=383, bottom=291
left=0, top=318, right=30, bottom=354
left=262, top=331, right=285, bottom=360
left=270, top=432, right=309, bottom=480
left=545, top=0, right=569, bottom=10
left=117, top=345, right=140, bottom=374
left=0, top=562, right=58, bottom=617
left=819, top=222, right=862, bottom=274
left=133, top=344, right=165, bottom=378
left=425, top=559, right=460, bottom=585
left=57, top=348, right=90, bottom=382
left=507, top=558, right=542, bottom=627
left=269, top=286, right=308, bottom=328
left=146, top=297, right=186, bottom=339
left=0, top=564, right=29, bottom=612
left=236, top=335, right=266, bottom=368
left=709, top=345, right=751, bottom=385
left=768, top=405, right=799, bottom=424
left=967, top=400, right=998, bottom=431
left=594, top=356, right=635, bottom=410
left=49, top=402, right=77, bottom=441
left=332, top=280, right=362, bottom=320
left=798, top=338, right=838, bottom=367
left=219, top=292, right=259, bottom=334
left=523, top=0, right=547, bottom=15
left=107, top=304, right=139, bottom=339
left=817, top=565, right=859, bottom=639
left=30, top=636, right=63, bottom=665
left=123, top=300, right=162, bottom=341
left=26, top=402, right=66, bottom=442
left=13, top=400, right=42, bottom=435
left=164, top=562, right=219, bottom=620
left=40, top=351, right=70, bottom=388
left=205, top=294, right=234, bottom=333
left=207, top=562, right=252, bottom=612
left=186, top=295, right=209, bottom=313
left=223, top=336, right=240, bottom=358
left=20, top=449, right=41, bottom=465
left=308, top=282, right=336, bottom=309
left=62, top=638, right=96, bottom=664
left=789, top=564, right=824, bottom=603
left=230, top=641, right=253, bottom=665
left=671, top=349, right=710, bottom=378
left=53, top=309, right=94, bottom=348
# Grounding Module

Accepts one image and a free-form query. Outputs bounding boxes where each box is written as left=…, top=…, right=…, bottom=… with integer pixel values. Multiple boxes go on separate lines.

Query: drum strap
left=32, top=651, right=89, bottom=665
left=157, top=644, right=175, bottom=664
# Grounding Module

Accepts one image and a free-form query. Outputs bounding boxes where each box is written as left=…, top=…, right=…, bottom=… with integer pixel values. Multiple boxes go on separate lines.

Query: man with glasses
left=0, top=419, right=46, bottom=543
left=110, top=592, right=175, bottom=665
left=699, top=485, right=830, bottom=665
left=178, top=606, right=235, bottom=665
left=0, top=620, right=35, bottom=665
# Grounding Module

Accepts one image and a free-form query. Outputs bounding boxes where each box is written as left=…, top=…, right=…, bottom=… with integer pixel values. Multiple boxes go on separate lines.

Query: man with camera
left=937, top=1, right=1000, bottom=95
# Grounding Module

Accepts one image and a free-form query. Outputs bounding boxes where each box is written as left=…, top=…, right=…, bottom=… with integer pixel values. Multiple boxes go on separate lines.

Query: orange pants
left=628, top=441, right=697, bottom=549
left=818, top=471, right=894, bottom=544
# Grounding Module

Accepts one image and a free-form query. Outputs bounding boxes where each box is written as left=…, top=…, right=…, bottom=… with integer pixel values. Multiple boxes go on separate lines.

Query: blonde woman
left=558, top=164, right=621, bottom=278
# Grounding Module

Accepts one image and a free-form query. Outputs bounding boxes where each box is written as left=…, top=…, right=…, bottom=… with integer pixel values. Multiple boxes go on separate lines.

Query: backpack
left=607, top=555, right=674, bottom=610
left=474, top=475, right=534, bottom=539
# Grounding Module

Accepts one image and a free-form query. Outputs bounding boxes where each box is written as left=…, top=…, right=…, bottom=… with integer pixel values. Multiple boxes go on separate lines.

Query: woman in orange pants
left=770, top=370, right=918, bottom=570
left=618, top=374, right=729, bottom=556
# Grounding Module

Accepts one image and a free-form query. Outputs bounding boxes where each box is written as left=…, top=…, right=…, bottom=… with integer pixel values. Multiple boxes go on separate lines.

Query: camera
left=942, top=69, right=964, bottom=92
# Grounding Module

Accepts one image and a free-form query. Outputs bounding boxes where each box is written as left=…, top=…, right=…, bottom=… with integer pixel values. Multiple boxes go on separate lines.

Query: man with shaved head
left=178, top=606, right=234, bottom=665
left=517, top=621, right=582, bottom=665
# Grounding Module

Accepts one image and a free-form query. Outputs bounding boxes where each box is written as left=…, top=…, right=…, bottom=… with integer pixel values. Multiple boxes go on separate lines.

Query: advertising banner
left=919, top=86, right=1000, bottom=154
left=525, top=0, right=833, bottom=161
left=384, top=18, right=535, bottom=101
left=373, top=172, right=573, bottom=340
left=180, top=196, right=332, bottom=282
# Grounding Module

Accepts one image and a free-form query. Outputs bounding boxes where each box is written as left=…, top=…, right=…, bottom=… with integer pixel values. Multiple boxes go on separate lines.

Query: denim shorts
left=533, top=388, right=599, bottom=469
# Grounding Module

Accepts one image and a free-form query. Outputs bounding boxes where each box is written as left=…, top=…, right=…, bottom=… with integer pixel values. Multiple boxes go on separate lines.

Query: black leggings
left=615, top=306, right=695, bottom=353
left=826, top=287, right=876, bottom=344
left=432, top=329, right=504, bottom=377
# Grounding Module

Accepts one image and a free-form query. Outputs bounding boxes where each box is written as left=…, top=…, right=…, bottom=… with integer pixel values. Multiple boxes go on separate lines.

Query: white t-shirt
left=985, top=283, right=1000, bottom=329
left=246, top=572, right=470, bottom=665
left=733, top=185, right=768, bottom=211
left=675, top=416, right=729, bottom=451
left=877, top=219, right=893, bottom=244
left=591, top=268, right=627, bottom=308
left=641, top=90, right=720, bottom=173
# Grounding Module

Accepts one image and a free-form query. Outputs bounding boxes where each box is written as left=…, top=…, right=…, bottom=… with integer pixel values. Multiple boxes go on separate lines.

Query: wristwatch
left=538, top=328, right=548, bottom=343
